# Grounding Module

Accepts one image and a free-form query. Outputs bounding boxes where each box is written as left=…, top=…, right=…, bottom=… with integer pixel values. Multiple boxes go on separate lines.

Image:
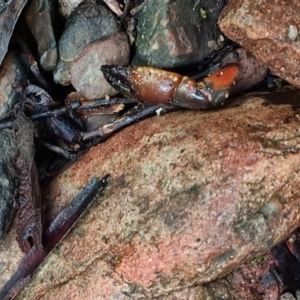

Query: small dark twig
left=31, top=102, right=80, bottom=120
left=43, top=143, right=80, bottom=161
left=0, top=175, right=110, bottom=300
left=120, top=0, right=131, bottom=24
left=82, top=105, right=178, bottom=142
left=0, top=102, right=82, bottom=129
left=77, top=97, right=137, bottom=110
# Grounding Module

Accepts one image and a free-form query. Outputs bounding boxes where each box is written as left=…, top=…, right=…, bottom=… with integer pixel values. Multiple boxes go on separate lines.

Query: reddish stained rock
left=3, top=95, right=300, bottom=298
left=208, top=255, right=281, bottom=300
left=219, top=0, right=300, bottom=87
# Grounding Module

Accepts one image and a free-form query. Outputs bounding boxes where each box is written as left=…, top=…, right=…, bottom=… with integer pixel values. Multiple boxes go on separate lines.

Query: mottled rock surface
left=208, top=254, right=281, bottom=299
left=219, top=0, right=300, bottom=87
left=0, top=51, right=29, bottom=116
left=58, top=0, right=83, bottom=18
left=54, top=0, right=119, bottom=86
left=0, top=0, right=28, bottom=67
left=59, top=0, right=119, bottom=62
left=132, top=0, right=227, bottom=68
left=0, top=52, right=31, bottom=241
left=71, top=32, right=130, bottom=99
left=25, top=0, right=58, bottom=71
left=0, top=94, right=299, bottom=299
left=0, top=131, right=18, bottom=241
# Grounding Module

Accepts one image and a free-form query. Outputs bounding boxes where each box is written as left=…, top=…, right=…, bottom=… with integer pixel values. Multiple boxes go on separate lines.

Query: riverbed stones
left=70, top=32, right=130, bottom=99
left=132, top=0, right=227, bottom=68
left=24, top=0, right=58, bottom=71
left=219, top=0, right=300, bottom=87
left=0, top=132, right=18, bottom=241
left=54, top=0, right=120, bottom=87
left=5, top=94, right=300, bottom=299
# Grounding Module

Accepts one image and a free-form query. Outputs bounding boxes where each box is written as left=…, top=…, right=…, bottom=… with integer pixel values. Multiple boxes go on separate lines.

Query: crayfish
left=102, top=48, right=269, bottom=109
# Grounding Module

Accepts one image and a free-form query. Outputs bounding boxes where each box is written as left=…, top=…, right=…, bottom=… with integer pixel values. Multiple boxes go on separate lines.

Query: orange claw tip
left=204, top=63, right=240, bottom=91
left=197, top=63, right=240, bottom=107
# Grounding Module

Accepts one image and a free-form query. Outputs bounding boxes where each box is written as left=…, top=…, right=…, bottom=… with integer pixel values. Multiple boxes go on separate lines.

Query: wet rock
left=0, top=51, right=30, bottom=116
left=54, top=0, right=119, bottom=86
left=132, top=0, right=227, bottom=68
left=71, top=32, right=130, bottom=99
left=0, top=51, right=32, bottom=242
left=0, top=131, right=18, bottom=241
left=53, top=60, right=71, bottom=86
left=0, top=51, right=43, bottom=248
left=207, top=253, right=282, bottom=299
left=58, top=0, right=123, bottom=19
left=5, top=94, right=300, bottom=299
left=59, top=0, right=119, bottom=62
left=281, top=293, right=300, bottom=300
left=219, top=0, right=300, bottom=88
left=25, top=0, right=58, bottom=71
left=0, top=0, right=28, bottom=67
left=220, top=48, right=269, bottom=93
left=58, top=0, right=83, bottom=18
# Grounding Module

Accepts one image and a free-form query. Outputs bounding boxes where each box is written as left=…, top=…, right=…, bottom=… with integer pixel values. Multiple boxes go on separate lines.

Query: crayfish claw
left=101, top=65, right=183, bottom=105
left=101, top=65, right=133, bottom=96
left=200, top=63, right=240, bottom=106
left=102, top=56, right=266, bottom=110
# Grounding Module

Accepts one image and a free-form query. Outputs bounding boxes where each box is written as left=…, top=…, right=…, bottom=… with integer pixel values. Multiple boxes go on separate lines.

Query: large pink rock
left=219, top=0, right=300, bottom=87
left=2, top=95, right=300, bottom=299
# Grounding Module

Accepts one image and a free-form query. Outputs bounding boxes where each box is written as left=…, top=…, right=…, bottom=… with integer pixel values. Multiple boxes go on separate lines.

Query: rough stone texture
left=0, top=52, right=30, bottom=241
left=53, top=60, right=71, bottom=86
left=58, top=0, right=83, bottom=18
left=25, top=0, right=58, bottom=71
left=208, top=256, right=279, bottom=299
left=0, top=218, right=23, bottom=292
left=58, top=0, right=122, bottom=18
left=59, top=0, right=119, bottom=62
left=0, top=0, right=28, bottom=67
left=0, top=131, right=18, bottom=241
left=0, top=95, right=299, bottom=299
left=0, top=51, right=29, bottom=116
left=71, top=32, right=130, bottom=99
left=219, top=0, right=300, bottom=87
left=132, top=0, right=227, bottom=68
left=54, top=0, right=119, bottom=86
